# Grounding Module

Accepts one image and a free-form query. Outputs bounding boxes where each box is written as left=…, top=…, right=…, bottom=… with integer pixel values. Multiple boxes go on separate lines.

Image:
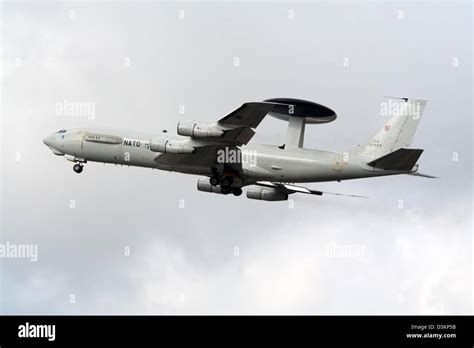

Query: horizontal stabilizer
left=367, top=148, right=423, bottom=171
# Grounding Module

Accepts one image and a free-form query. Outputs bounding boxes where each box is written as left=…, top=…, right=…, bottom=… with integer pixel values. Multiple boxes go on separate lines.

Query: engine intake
left=246, top=187, right=288, bottom=201
left=177, top=121, right=224, bottom=139
left=150, top=137, right=195, bottom=154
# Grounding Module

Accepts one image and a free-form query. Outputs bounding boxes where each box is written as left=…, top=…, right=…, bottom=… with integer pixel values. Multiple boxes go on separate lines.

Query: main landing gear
left=209, top=174, right=242, bottom=196
left=232, top=188, right=243, bottom=196
left=220, top=186, right=242, bottom=196
left=209, top=174, right=234, bottom=188
left=221, top=176, right=233, bottom=188
left=73, top=163, right=84, bottom=174
left=209, top=175, right=220, bottom=186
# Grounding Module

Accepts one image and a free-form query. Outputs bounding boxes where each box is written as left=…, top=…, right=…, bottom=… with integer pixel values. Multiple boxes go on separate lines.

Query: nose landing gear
left=73, top=163, right=84, bottom=174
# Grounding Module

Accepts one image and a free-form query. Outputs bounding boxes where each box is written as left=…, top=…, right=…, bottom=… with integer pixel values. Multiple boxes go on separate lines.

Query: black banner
left=0, top=315, right=472, bottom=346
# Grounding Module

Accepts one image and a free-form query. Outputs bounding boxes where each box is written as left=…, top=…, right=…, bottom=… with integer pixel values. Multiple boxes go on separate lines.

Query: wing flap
left=218, top=127, right=256, bottom=146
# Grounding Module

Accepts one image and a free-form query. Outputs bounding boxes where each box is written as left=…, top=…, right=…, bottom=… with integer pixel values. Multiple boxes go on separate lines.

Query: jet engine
left=177, top=121, right=224, bottom=139
left=197, top=178, right=222, bottom=194
left=150, top=137, right=195, bottom=154
left=246, top=187, right=288, bottom=201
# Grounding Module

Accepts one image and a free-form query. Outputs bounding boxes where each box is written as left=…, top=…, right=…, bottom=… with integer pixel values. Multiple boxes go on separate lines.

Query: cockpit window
left=56, top=129, right=67, bottom=133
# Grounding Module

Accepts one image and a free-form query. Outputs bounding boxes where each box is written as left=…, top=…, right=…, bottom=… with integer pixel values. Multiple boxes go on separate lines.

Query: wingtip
left=407, top=172, right=438, bottom=179
left=322, top=191, right=369, bottom=199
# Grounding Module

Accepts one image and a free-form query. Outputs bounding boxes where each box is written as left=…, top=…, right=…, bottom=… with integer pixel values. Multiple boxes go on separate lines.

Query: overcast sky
left=1, top=1, right=472, bottom=314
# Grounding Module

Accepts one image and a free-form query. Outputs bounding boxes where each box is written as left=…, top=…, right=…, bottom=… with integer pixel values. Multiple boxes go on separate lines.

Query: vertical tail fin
left=358, top=98, right=427, bottom=158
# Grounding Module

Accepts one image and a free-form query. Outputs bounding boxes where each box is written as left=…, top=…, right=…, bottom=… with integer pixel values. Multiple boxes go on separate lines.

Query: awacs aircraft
left=43, top=97, right=433, bottom=201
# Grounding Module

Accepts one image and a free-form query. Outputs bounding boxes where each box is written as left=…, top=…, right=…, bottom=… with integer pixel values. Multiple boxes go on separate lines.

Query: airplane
left=43, top=97, right=434, bottom=201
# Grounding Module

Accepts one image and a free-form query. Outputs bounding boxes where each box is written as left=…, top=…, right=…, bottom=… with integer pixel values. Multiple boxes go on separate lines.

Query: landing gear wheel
left=221, top=176, right=234, bottom=188
left=232, top=188, right=243, bottom=196
left=73, top=163, right=83, bottom=173
left=209, top=176, right=220, bottom=186
left=221, top=187, right=232, bottom=195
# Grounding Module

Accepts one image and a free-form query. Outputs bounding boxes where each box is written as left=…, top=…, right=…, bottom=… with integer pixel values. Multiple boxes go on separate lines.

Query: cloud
left=99, top=206, right=471, bottom=314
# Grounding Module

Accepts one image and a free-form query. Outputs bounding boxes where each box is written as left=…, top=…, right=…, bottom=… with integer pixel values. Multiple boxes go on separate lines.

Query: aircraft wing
left=216, top=102, right=280, bottom=145
left=219, top=102, right=277, bottom=128
left=255, top=181, right=368, bottom=198
left=155, top=102, right=281, bottom=168
left=155, top=145, right=226, bottom=170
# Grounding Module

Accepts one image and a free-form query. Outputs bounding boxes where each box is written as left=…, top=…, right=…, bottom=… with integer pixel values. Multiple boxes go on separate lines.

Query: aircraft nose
left=43, top=135, right=54, bottom=147
left=43, top=134, right=65, bottom=155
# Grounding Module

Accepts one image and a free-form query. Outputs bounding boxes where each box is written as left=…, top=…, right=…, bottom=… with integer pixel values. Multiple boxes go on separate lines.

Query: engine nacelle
left=150, top=137, right=195, bottom=154
left=246, top=187, right=288, bottom=201
left=177, top=121, right=224, bottom=139
left=197, top=178, right=222, bottom=194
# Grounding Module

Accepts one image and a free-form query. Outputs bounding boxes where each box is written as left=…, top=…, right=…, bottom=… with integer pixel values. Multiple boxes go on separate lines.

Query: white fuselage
left=43, top=127, right=408, bottom=186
